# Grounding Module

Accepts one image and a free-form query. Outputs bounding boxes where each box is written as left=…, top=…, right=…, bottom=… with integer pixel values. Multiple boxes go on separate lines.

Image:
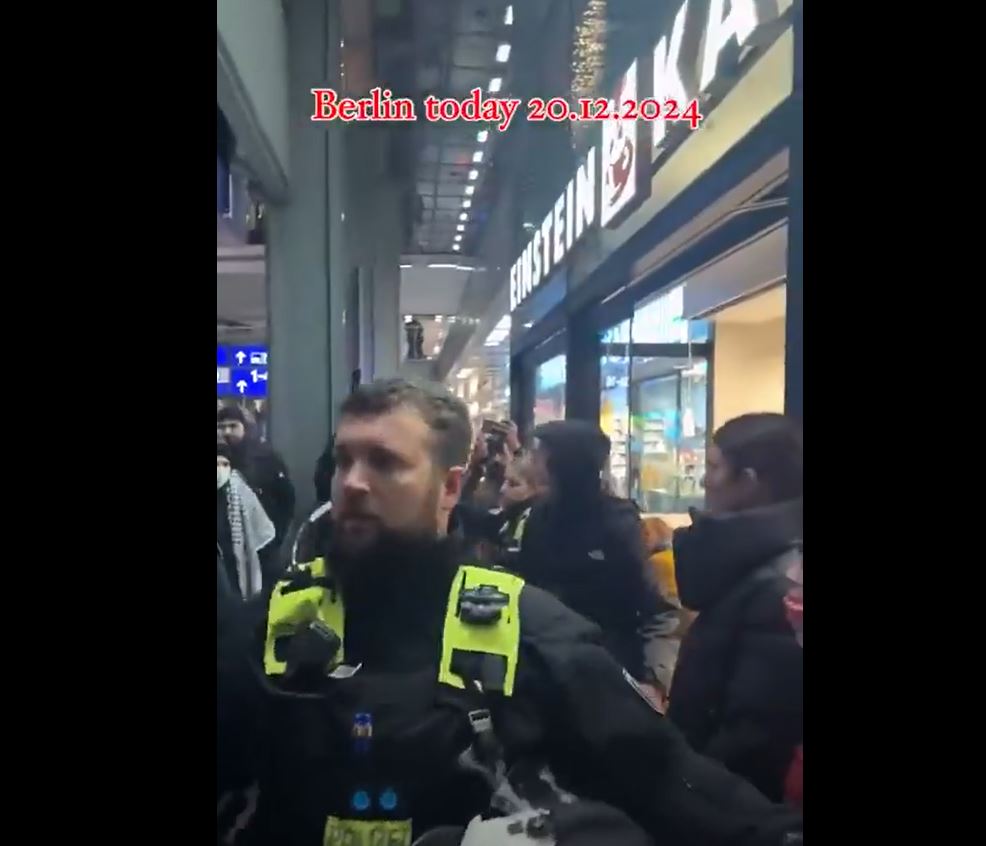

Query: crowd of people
left=217, top=379, right=803, bottom=846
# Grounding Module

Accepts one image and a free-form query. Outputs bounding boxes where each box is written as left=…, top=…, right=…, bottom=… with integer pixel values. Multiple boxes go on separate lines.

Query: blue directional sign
left=229, top=346, right=268, bottom=369
left=218, top=346, right=269, bottom=396
left=230, top=367, right=269, bottom=398
left=217, top=365, right=233, bottom=396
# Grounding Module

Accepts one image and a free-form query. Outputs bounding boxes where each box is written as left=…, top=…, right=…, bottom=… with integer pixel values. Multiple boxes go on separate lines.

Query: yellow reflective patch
left=323, top=816, right=412, bottom=846
left=438, top=565, right=524, bottom=697
left=263, top=558, right=345, bottom=676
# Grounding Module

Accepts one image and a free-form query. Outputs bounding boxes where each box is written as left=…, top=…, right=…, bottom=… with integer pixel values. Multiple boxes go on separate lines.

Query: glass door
left=629, top=356, right=708, bottom=514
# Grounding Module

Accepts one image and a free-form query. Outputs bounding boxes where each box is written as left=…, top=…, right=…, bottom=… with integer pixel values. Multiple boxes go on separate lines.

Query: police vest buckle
left=458, top=585, right=509, bottom=625
left=284, top=618, right=342, bottom=678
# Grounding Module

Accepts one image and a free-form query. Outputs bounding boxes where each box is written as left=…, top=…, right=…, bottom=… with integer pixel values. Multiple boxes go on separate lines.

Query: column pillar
left=267, top=0, right=345, bottom=519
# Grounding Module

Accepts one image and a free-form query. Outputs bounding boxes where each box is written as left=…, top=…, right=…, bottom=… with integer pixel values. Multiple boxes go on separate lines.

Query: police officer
left=235, top=379, right=801, bottom=846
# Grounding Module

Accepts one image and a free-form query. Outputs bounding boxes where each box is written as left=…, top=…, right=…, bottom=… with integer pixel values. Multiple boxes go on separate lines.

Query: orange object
left=640, top=516, right=679, bottom=603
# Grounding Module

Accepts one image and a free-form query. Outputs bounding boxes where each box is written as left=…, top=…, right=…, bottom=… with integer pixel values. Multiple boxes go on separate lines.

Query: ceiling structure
left=217, top=243, right=266, bottom=344
left=406, top=0, right=515, bottom=256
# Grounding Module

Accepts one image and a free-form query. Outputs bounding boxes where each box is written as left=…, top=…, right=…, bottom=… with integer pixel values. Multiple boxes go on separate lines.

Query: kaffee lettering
left=653, top=1, right=689, bottom=148
left=701, top=0, right=759, bottom=90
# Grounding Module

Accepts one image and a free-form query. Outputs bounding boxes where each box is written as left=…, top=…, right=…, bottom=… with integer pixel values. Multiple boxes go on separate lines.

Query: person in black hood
left=669, top=413, right=803, bottom=803
left=515, top=421, right=674, bottom=682
left=218, top=404, right=296, bottom=554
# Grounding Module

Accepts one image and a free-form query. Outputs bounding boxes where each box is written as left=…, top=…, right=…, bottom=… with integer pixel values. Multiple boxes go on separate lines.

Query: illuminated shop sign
left=510, top=0, right=780, bottom=313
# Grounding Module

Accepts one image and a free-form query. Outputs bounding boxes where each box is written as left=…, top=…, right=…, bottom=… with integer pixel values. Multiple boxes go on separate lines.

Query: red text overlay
left=311, top=87, right=703, bottom=132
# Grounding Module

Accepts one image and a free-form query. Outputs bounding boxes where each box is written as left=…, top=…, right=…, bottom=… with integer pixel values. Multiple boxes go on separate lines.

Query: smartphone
left=482, top=419, right=509, bottom=436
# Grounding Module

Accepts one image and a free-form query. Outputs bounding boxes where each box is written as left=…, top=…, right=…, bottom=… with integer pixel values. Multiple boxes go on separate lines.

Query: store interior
left=710, top=284, right=786, bottom=428
left=534, top=355, right=567, bottom=426
left=598, top=279, right=787, bottom=523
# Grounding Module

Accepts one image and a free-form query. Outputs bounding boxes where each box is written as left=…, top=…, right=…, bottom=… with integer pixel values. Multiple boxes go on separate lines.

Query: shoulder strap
left=263, top=557, right=345, bottom=676
left=439, top=565, right=525, bottom=697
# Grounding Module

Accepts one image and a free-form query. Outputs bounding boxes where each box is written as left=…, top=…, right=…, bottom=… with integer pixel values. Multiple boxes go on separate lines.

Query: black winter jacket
left=668, top=500, right=803, bottom=802
left=516, top=494, right=663, bottom=678
left=232, top=440, right=297, bottom=545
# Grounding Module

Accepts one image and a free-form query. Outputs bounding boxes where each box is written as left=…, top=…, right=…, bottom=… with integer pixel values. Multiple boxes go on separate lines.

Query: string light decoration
left=570, top=0, right=607, bottom=146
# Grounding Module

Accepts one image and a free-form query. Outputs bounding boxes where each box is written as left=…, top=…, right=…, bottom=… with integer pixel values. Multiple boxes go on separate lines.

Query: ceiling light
left=427, top=263, right=457, bottom=269
left=473, top=150, right=484, bottom=163
left=452, top=244, right=461, bottom=251
left=459, top=212, right=469, bottom=221
left=435, top=315, right=443, bottom=323
left=399, top=263, right=412, bottom=269
left=456, top=224, right=465, bottom=232
left=477, top=129, right=489, bottom=143
left=465, top=185, right=475, bottom=196
left=496, top=43, right=511, bottom=62
left=468, top=169, right=479, bottom=180
left=488, top=78, right=503, bottom=93
left=454, top=234, right=463, bottom=242
left=505, top=5, right=513, bottom=26
left=462, top=199, right=472, bottom=209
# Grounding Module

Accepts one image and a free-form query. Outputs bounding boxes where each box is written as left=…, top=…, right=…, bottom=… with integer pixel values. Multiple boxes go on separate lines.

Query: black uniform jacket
left=225, top=543, right=801, bottom=846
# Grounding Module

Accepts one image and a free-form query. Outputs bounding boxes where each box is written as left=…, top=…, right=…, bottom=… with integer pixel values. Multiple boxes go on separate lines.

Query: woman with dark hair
left=668, top=413, right=803, bottom=804
left=516, top=420, right=678, bottom=683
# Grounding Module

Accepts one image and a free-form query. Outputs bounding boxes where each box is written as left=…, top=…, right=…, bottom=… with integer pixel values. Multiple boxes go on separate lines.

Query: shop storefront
left=508, top=0, right=801, bottom=522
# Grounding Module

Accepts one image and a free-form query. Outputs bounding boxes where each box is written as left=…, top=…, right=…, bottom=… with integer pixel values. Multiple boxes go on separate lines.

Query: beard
left=328, top=484, right=446, bottom=599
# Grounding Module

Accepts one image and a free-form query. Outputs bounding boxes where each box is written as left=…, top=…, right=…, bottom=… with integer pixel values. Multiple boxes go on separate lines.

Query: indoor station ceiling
left=406, top=0, right=516, bottom=256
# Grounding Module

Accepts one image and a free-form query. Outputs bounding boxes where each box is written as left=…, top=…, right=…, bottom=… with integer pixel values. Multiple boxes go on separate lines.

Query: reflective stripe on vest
left=263, top=561, right=524, bottom=697
left=264, top=557, right=345, bottom=676
left=511, top=508, right=531, bottom=545
left=438, top=565, right=524, bottom=697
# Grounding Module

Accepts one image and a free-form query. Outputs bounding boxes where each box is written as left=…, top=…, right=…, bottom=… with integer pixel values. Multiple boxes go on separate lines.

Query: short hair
left=339, top=378, right=472, bottom=470
left=713, top=413, right=802, bottom=502
left=217, top=404, right=246, bottom=425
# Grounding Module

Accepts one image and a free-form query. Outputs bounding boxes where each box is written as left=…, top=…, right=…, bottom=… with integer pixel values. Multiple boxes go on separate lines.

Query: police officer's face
left=332, top=407, right=464, bottom=553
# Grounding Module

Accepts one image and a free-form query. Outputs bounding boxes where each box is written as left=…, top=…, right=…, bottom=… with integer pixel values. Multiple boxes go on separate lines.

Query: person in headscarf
left=218, top=404, right=296, bottom=552
left=218, top=439, right=277, bottom=598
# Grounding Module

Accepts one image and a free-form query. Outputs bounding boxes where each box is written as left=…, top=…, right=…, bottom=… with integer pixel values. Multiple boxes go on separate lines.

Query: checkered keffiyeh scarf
left=225, top=470, right=276, bottom=598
